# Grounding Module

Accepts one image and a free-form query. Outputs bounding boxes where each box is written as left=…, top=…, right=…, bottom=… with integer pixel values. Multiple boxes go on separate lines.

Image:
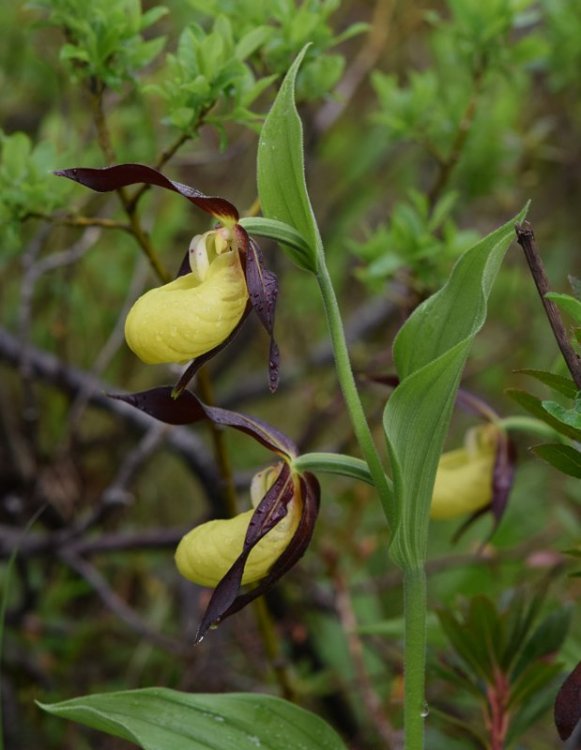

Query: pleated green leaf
left=384, top=206, right=528, bottom=569
left=257, top=45, right=321, bottom=272
left=39, top=688, right=347, bottom=750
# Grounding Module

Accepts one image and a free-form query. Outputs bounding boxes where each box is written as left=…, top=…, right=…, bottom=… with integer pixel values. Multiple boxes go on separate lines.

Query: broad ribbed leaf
left=39, top=688, right=347, bottom=750
left=384, top=207, right=528, bottom=569
left=257, top=46, right=320, bottom=272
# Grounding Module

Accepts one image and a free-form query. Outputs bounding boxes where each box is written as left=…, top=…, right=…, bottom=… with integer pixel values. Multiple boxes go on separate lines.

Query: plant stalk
left=403, top=567, right=428, bottom=750
left=315, top=262, right=394, bottom=526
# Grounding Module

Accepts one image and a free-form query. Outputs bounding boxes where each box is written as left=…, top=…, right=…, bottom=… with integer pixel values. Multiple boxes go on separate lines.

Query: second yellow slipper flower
left=430, top=426, right=497, bottom=520
left=175, top=464, right=302, bottom=587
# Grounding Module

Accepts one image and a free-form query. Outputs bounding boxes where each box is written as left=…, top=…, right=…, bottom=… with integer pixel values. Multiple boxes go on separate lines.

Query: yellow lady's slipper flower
left=430, top=426, right=497, bottom=520
left=124, top=228, right=248, bottom=364
left=175, top=464, right=302, bottom=587
left=55, top=163, right=281, bottom=390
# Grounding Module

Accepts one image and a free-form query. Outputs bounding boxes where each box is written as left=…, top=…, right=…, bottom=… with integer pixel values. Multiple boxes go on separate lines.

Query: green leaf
left=542, top=400, right=581, bottom=431
left=513, top=606, right=572, bottom=680
left=506, top=389, right=581, bottom=441
left=384, top=205, right=528, bottom=568
left=39, top=688, right=347, bottom=750
left=258, top=45, right=321, bottom=272
left=545, top=291, right=581, bottom=325
left=518, top=369, right=578, bottom=399
left=532, top=443, right=581, bottom=478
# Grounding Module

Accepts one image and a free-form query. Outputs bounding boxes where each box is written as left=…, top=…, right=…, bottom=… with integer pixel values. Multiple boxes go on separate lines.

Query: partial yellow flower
left=430, top=426, right=497, bottom=520
left=175, top=464, right=302, bottom=587
left=124, top=228, right=248, bottom=364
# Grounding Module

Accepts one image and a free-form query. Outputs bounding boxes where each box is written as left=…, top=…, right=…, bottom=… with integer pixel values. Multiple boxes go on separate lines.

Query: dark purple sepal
left=171, top=303, right=253, bottom=399
left=194, top=463, right=296, bottom=642
left=452, top=432, right=517, bottom=544
left=554, top=660, right=581, bottom=740
left=245, top=238, right=280, bottom=393
left=54, top=163, right=239, bottom=223
left=490, top=433, right=517, bottom=528
left=110, top=387, right=296, bottom=457
left=195, top=471, right=320, bottom=643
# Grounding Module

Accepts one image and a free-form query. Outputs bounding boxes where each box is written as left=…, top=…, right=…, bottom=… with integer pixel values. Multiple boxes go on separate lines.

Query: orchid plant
left=39, top=48, right=548, bottom=750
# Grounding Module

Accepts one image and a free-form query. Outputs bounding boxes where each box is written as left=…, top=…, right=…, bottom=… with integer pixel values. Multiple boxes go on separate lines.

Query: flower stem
left=316, top=262, right=394, bottom=526
left=293, top=451, right=382, bottom=488
left=403, top=567, right=428, bottom=750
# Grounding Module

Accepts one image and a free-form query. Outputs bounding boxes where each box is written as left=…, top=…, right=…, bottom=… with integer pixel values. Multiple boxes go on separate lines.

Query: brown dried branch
left=515, top=221, right=581, bottom=390
left=60, top=550, right=191, bottom=654
left=0, top=326, right=219, bottom=498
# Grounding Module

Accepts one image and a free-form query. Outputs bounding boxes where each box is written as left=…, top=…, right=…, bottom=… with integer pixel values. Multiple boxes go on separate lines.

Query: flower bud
left=430, top=426, right=497, bottom=520
left=175, top=464, right=302, bottom=588
left=124, top=233, right=248, bottom=364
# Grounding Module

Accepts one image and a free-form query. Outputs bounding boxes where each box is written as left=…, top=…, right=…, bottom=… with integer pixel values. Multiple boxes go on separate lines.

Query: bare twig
left=0, top=326, right=220, bottom=499
left=515, top=221, right=581, bottom=390
left=326, top=551, right=398, bottom=748
left=0, top=524, right=187, bottom=560
left=314, top=0, right=395, bottom=132
left=89, top=85, right=171, bottom=282
left=220, top=295, right=397, bottom=407
left=126, top=132, right=190, bottom=212
left=427, top=66, right=485, bottom=207
left=60, top=551, right=190, bottom=654
left=25, top=211, right=131, bottom=233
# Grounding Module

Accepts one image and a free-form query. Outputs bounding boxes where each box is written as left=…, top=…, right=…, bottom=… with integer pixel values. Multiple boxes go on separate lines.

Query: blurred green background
left=1, top=1, right=580, bottom=748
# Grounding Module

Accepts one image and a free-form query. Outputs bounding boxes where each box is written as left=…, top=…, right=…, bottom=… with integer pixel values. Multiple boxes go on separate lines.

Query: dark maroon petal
left=194, top=463, right=296, bottom=643
left=54, top=163, right=239, bottom=222
left=218, top=472, right=320, bottom=622
left=490, top=433, right=517, bottom=527
left=171, top=302, right=253, bottom=399
left=110, top=387, right=296, bottom=456
left=245, top=238, right=280, bottom=392
left=555, top=660, right=581, bottom=740
left=452, top=432, right=516, bottom=544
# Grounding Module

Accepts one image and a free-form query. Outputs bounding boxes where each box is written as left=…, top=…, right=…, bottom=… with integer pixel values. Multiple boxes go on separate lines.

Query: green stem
left=498, top=416, right=562, bottom=440
left=293, top=451, right=380, bottom=487
left=316, top=262, right=395, bottom=527
left=403, top=567, right=428, bottom=750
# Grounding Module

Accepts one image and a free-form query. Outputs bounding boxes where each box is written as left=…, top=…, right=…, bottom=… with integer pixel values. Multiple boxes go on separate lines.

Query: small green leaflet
left=39, top=688, right=348, bottom=750
left=257, top=45, right=321, bottom=273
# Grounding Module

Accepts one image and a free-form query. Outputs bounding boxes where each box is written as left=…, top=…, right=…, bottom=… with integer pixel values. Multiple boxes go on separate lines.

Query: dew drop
left=420, top=702, right=429, bottom=718
left=209, top=622, right=219, bottom=631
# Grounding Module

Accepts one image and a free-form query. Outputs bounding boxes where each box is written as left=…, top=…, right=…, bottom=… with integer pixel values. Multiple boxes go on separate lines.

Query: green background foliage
left=1, top=1, right=580, bottom=748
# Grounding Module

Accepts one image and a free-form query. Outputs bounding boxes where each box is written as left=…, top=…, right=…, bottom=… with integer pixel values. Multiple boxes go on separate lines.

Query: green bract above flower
left=54, top=163, right=280, bottom=392
left=111, top=386, right=320, bottom=643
